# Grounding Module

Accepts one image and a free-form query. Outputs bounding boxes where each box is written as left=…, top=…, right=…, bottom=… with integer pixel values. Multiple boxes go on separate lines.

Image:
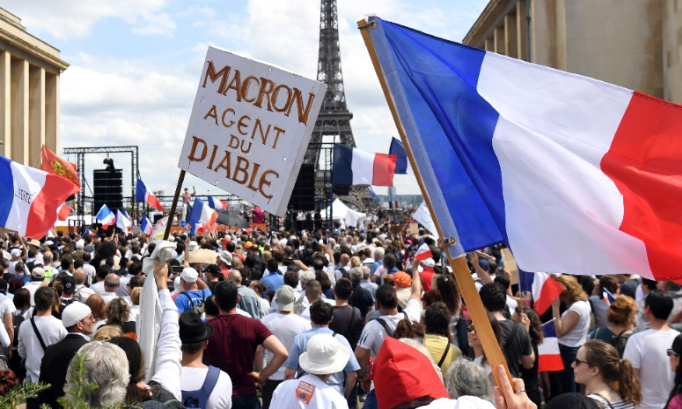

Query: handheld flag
left=411, top=201, right=438, bottom=238
left=389, top=137, right=412, bottom=175
left=518, top=271, right=565, bottom=316
left=57, top=204, right=72, bottom=221
left=207, top=196, right=227, bottom=210
left=188, top=197, right=217, bottom=236
left=96, top=205, right=115, bottom=228
left=116, top=209, right=131, bottom=232
left=603, top=288, right=616, bottom=306
left=365, top=16, right=682, bottom=280
left=141, top=215, right=152, bottom=235
left=0, top=155, right=77, bottom=238
left=135, top=179, right=164, bottom=211
left=40, top=145, right=80, bottom=192
left=332, top=144, right=397, bottom=186
left=538, top=321, right=564, bottom=372
left=414, top=243, right=433, bottom=262
left=84, top=227, right=95, bottom=237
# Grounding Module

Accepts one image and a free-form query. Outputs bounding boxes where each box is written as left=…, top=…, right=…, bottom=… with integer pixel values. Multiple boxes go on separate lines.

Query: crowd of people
left=0, top=220, right=677, bottom=409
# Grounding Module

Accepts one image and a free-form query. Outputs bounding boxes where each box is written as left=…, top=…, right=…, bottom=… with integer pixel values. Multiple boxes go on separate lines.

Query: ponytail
left=618, top=358, right=641, bottom=405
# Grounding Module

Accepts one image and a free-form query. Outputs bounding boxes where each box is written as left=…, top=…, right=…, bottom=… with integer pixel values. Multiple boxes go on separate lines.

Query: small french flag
left=332, top=143, right=397, bottom=186
left=538, top=320, right=564, bottom=372
left=188, top=197, right=218, bottom=236
left=603, top=288, right=616, bottom=306
left=141, top=215, right=152, bottom=235
left=96, top=205, right=115, bottom=228
left=135, top=178, right=164, bottom=211
left=116, top=209, right=131, bottom=232
left=414, top=243, right=433, bottom=262
left=519, top=271, right=565, bottom=315
left=208, top=196, right=227, bottom=210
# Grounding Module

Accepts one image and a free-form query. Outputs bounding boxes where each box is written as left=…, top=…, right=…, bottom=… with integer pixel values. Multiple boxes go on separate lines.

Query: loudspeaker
left=289, top=164, right=316, bottom=211
left=93, top=169, right=123, bottom=212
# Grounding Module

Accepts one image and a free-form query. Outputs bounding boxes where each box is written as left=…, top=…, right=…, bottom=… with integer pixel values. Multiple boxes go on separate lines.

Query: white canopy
left=321, top=199, right=367, bottom=221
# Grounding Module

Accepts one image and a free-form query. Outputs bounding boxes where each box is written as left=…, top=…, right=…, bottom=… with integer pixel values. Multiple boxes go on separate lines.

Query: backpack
left=181, top=366, right=220, bottom=409
left=593, top=327, right=630, bottom=358
left=373, top=318, right=395, bottom=338
left=182, top=291, right=206, bottom=316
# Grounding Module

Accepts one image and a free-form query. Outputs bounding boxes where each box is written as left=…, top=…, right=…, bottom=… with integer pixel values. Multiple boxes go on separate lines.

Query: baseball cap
left=31, top=267, right=45, bottom=280
left=10, top=249, right=21, bottom=258
left=180, top=267, right=199, bottom=283
left=276, top=285, right=295, bottom=312
left=62, top=275, right=76, bottom=295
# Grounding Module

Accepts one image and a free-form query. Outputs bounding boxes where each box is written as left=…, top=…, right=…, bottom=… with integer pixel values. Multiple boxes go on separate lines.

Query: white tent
left=321, top=199, right=367, bottom=221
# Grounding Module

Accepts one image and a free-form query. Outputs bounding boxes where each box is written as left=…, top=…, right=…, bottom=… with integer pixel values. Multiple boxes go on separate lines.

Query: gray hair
left=105, top=274, right=120, bottom=288
left=374, top=247, right=385, bottom=259
left=64, top=342, right=129, bottom=407
left=361, top=266, right=371, bottom=280
left=445, top=358, right=491, bottom=400
left=349, top=267, right=363, bottom=284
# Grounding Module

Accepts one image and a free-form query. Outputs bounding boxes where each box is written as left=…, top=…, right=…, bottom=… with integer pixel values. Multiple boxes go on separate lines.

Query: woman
left=513, top=305, right=544, bottom=408
left=468, top=312, right=502, bottom=381
left=85, top=294, right=107, bottom=338
left=666, top=334, right=682, bottom=409
left=590, top=294, right=637, bottom=357
left=553, top=274, right=592, bottom=394
left=424, top=302, right=462, bottom=373
left=573, top=340, right=641, bottom=408
left=435, top=273, right=467, bottom=353
left=104, top=297, right=136, bottom=338
left=315, top=270, right=334, bottom=300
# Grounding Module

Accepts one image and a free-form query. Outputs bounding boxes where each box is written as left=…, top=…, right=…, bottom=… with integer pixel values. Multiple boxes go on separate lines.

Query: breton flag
left=519, top=271, right=565, bottom=315
left=332, top=143, right=397, bottom=186
left=96, top=205, right=116, bottom=228
left=0, top=155, right=76, bottom=238
left=40, top=145, right=80, bottom=192
left=207, top=196, right=227, bottom=210
left=188, top=197, right=218, bottom=236
left=116, top=209, right=131, bottom=232
left=141, top=215, right=152, bottom=235
left=414, top=243, right=433, bottom=262
left=389, top=137, right=412, bottom=175
left=135, top=179, right=164, bottom=211
left=365, top=16, right=682, bottom=280
left=538, top=321, right=564, bottom=372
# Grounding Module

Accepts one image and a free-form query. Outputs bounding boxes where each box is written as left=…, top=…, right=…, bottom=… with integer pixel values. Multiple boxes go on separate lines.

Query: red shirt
left=205, top=314, right=272, bottom=396
left=419, top=267, right=436, bottom=291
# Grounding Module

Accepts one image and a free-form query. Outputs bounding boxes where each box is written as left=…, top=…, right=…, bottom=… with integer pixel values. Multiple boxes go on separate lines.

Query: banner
left=178, top=46, right=326, bottom=216
left=411, top=201, right=438, bottom=238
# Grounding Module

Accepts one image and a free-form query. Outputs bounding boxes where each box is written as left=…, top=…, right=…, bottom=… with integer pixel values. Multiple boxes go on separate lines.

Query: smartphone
left=171, top=265, right=183, bottom=275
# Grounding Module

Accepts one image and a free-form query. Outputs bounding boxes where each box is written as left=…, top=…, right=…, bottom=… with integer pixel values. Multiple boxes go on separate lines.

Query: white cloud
left=131, top=12, right=176, bottom=37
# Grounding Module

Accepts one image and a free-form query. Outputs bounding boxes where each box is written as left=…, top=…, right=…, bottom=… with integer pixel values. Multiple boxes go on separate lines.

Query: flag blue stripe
left=389, top=138, right=409, bottom=174
left=0, top=156, right=13, bottom=226
left=332, top=143, right=354, bottom=185
left=371, top=17, right=507, bottom=252
left=135, top=179, right=146, bottom=201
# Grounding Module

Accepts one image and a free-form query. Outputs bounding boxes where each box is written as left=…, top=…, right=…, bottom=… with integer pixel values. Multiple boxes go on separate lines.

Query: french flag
left=207, top=196, right=227, bottom=210
left=538, top=321, right=564, bottom=372
left=116, top=209, right=131, bottom=232
left=0, top=155, right=76, bottom=238
left=96, top=204, right=115, bottom=228
left=57, top=204, right=72, bottom=221
left=135, top=178, right=164, bottom=211
left=389, top=137, right=412, bottom=175
left=332, top=143, right=397, bottom=186
left=603, top=288, right=616, bottom=306
left=141, top=215, right=152, bottom=235
left=519, top=271, right=565, bottom=316
left=188, top=197, right=217, bottom=236
left=368, top=17, right=682, bottom=280
left=414, top=242, right=433, bottom=262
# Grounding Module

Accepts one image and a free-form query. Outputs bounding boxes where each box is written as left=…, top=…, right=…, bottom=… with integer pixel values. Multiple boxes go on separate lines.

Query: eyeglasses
left=574, top=358, right=590, bottom=366
left=668, top=349, right=679, bottom=357
left=467, top=324, right=475, bottom=333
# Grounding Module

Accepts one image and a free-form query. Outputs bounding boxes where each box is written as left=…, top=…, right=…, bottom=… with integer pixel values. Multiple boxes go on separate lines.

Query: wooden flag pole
left=358, top=18, right=514, bottom=390
left=164, top=170, right=186, bottom=240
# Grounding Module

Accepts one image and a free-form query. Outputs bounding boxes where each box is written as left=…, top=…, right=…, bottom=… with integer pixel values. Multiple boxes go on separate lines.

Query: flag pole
left=164, top=170, right=185, bottom=240
left=358, top=18, right=513, bottom=390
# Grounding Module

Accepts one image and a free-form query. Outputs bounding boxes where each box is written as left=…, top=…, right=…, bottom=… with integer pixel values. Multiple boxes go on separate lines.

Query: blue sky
left=3, top=0, right=487, bottom=204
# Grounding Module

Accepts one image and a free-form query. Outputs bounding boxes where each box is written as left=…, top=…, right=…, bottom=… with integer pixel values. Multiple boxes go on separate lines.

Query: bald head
left=73, top=268, right=87, bottom=285
left=228, top=270, right=242, bottom=285
left=105, top=273, right=120, bottom=290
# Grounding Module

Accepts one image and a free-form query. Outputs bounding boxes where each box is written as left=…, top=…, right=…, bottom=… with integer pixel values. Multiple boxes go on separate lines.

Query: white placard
left=179, top=46, right=326, bottom=216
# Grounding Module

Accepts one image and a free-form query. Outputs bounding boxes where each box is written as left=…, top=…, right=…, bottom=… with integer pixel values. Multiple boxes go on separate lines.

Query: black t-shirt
left=498, top=319, right=533, bottom=377
left=349, top=283, right=374, bottom=320
left=329, top=305, right=362, bottom=349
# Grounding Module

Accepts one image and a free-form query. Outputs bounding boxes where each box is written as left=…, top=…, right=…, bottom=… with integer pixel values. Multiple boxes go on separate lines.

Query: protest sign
left=178, top=46, right=326, bottom=216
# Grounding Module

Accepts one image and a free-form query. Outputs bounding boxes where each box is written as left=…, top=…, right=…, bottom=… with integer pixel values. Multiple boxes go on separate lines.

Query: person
left=589, top=276, right=619, bottom=329
left=227, top=270, right=263, bottom=319
left=36, top=302, right=94, bottom=409
left=590, top=294, right=637, bottom=357
left=23, top=266, right=45, bottom=306
left=330, top=278, right=363, bottom=350
left=179, top=310, right=233, bottom=409
left=101, top=273, right=121, bottom=304
left=445, top=359, right=491, bottom=401
left=182, top=186, right=196, bottom=221
left=552, top=274, right=591, bottom=393
left=573, top=340, right=641, bottom=409
left=666, top=334, right=682, bottom=409
left=512, top=305, right=543, bottom=408
left=469, top=312, right=502, bottom=382
left=205, top=280, right=288, bottom=409
left=260, top=285, right=311, bottom=409
left=623, top=290, right=680, bottom=409
left=271, top=333, right=350, bottom=409
left=176, top=267, right=212, bottom=315
left=18, top=286, right=67, bottom=382
left=248, top=280, right=270, bottom=317
left=423, top=302, right=462, bottom=373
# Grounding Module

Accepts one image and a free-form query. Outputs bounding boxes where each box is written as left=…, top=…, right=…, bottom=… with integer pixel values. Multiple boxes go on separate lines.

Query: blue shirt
left=284, top=327, right=360, bottom=395
left=175, top=289, right=212, bottom=314
left=260, top=272, right=284, bottom=293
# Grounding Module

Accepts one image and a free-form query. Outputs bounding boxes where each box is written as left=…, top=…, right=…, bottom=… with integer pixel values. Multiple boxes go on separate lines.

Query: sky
left=3, top=0, right=488, bottom=205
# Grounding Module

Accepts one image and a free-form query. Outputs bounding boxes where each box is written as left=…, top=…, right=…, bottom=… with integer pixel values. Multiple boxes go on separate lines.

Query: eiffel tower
left=304, top=0, right=370, bottom=210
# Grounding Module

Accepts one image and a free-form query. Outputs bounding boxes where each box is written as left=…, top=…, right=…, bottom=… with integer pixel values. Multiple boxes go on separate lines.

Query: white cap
left=181, top=267, right=199, bottom=283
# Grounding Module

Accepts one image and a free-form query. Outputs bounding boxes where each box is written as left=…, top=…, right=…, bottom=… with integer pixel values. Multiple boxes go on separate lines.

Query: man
left=59, top=275, right=77, bottom=308
left=205, top=281, right=288, bottom=409
left=348, top=268, right=374, bottom=321
left=36, top=302, right=93, bottom=408
left=269, top=268, right=301, bottom=313
left=272, top=333, right=350, bottom=408
left=260, top=285, right=311, bottom=408
left=18, top=287, right=67, bottom=382
left=73, top=268, right=95, bottom=303
left=260, top=258, right=284, bottom=294
left=204, top=264, right=224, bottom=294
left=623, top=290, right=680, bottom=409
left=179, top=311, right=233, bottom=408
left=90, top=265, right=110, bottom=295
left=101, top=273, right=121, bottom=304
left=81, top=252, right=97, bottom=285
left=359, top=266, right=377, bottom=302
left=228, top=270, right=263, bottom=319
left=181, top=186, right=196, bottom=221
left=24, top=267, right=46, bottom=306
left=217, top=250, right=232, bottom=277
left=175, top=267, right=212, bottom=315
left=479, top=282, right=534, bottom=377
left=331, top=278, right=363, bottom=350
left=285, top=301, right=359, bottom=401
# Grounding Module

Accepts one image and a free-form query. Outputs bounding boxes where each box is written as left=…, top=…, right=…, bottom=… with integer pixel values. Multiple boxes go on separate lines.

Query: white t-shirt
left=356, top=298, right=422, bottom=357
left=261, top=313, right=312, bottom=380
left=180, top=366, right=233, bottom=409
left=557, top=300, right=591, bottom=347
left=18, top=315, right=67, bottom=381
left=270, top=373, right=348, bottom=409
left=623, top=327, right=680, bottom=409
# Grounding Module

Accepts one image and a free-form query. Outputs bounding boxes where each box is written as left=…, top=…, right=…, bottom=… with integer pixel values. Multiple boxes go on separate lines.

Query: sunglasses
left=574, top=358, right=590, bottom=366
left=668, top=349, right=679, bottom=357
left=467, top=324, right=475, bottom=333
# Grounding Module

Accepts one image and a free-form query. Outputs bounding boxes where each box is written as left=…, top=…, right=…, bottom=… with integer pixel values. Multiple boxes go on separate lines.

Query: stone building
left=463, top=0, right=681, bottom=104
left=0, top=7, right=68, bottom=167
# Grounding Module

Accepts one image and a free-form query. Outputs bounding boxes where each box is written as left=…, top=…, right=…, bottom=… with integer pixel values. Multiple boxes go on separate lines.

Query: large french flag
left=135, top=178, right=164, bottom=211
left=368, top=17, right=682, bottom=280
left=207, top=196, right=227, bottom=210
left=332, top=143, right=397, bottom=186
left=96, top=204, right=115, bottom=228
left=519, top=271, right=565, bottom=315
left=538, top=321, right=564, bottom=372
left=0, top=156, right=75, bottom=238
left=188, top=197, right=217, bottom=236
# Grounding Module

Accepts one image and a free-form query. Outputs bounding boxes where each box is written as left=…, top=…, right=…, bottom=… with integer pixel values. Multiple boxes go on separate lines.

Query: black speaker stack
left=93, top=169, right=123, bottom=212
